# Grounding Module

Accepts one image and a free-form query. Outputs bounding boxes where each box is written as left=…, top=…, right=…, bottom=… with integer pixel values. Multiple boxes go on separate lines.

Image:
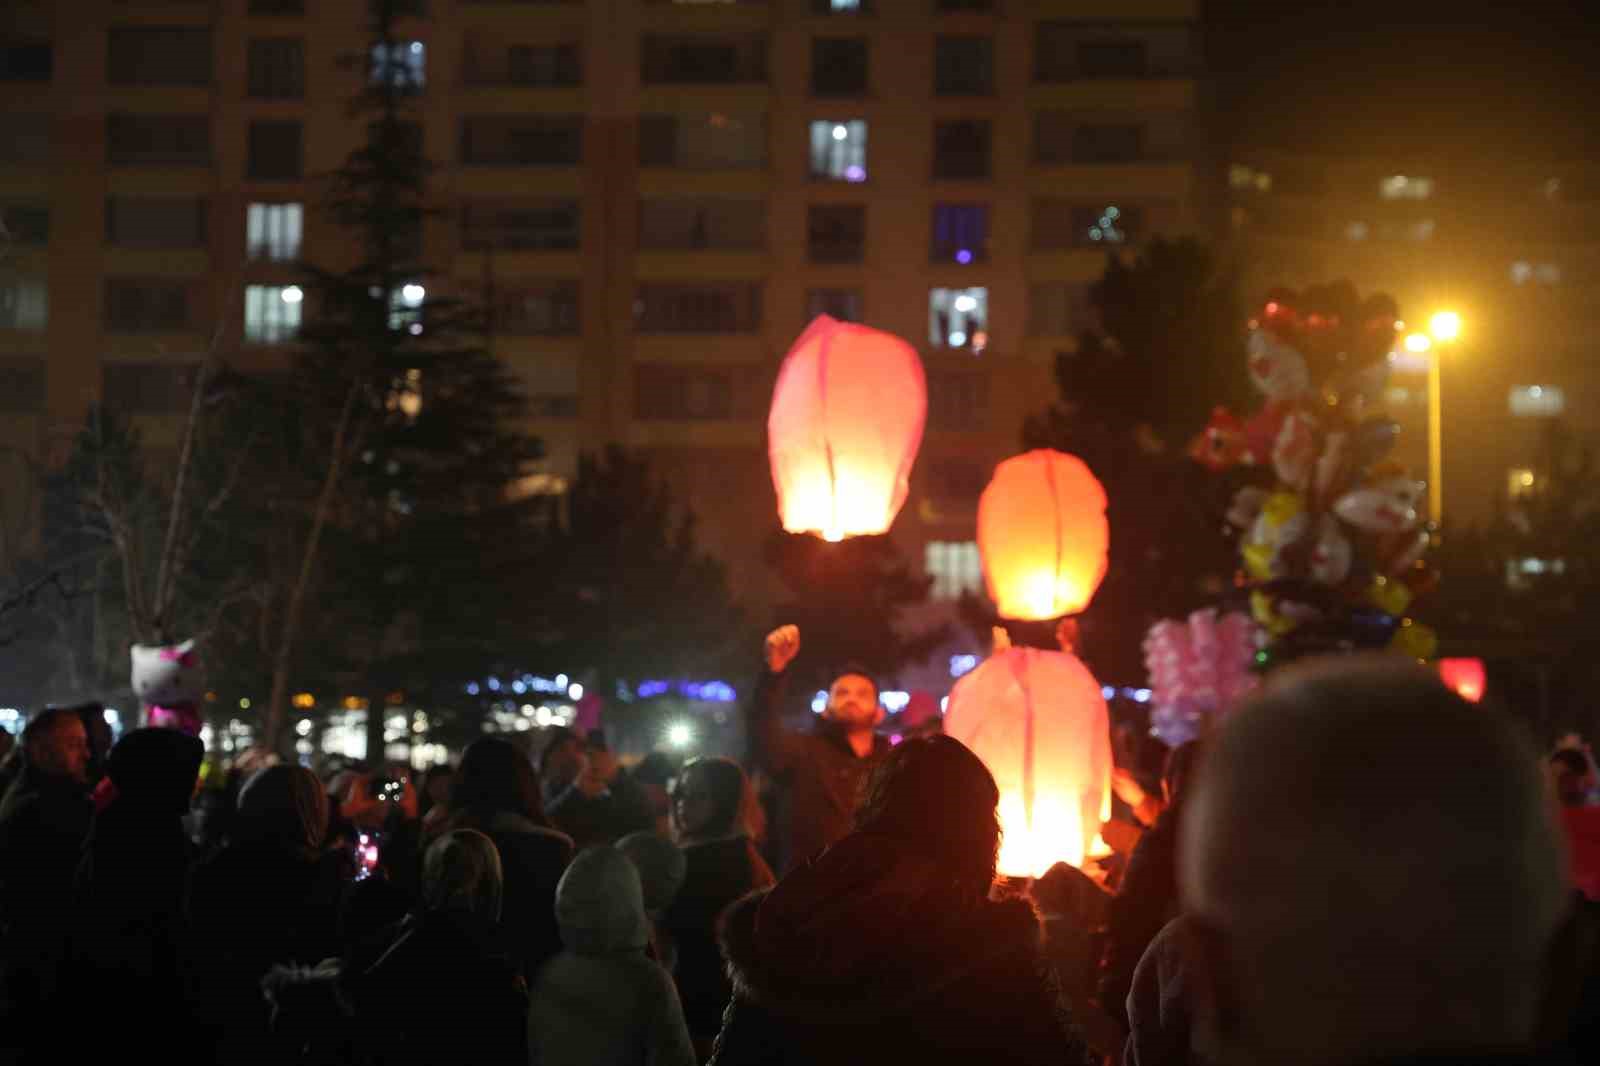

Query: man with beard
left=746, top=625, right=889, bottom=873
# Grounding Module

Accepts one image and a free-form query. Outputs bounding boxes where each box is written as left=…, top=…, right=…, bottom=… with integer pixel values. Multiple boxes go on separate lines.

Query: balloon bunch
left=1143, top=609, right=1259, bottom=746
left=1188, top=294, right=1440, bottom=672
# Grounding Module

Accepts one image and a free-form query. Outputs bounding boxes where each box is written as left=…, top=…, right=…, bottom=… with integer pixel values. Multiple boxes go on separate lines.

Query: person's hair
left=538, top=726, right=581, bottom=775
left=1162, top=739, right=1206, bottom=805
left=422, top=829, right=504, bottom=922
left=855, top=735, right=1000, bottom=899
left=829, top=664, right=879, bottom=697
left=21, top=706, right=79, bottom=754
left=1551, top=749, right=1589, bottom=777
left=449, top=736, right=549, bottom=828
left=237, top=764, right=330, bottom=859
left=417, top=764, right=454, bottom=820
left=677, top=757, right=760, bottom=840
left=631, top=751, right=677, bottom=789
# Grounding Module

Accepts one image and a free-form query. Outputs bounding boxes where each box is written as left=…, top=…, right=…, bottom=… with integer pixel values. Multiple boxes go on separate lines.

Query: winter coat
left=446, top=808, right=574, bottom=981
left=0, top=764, right=92, bottom=1005
left=661, top=836, right=775, bottom=1043
left=1100, top=807, right=1182, bottom=1030
left=531, top=846, right=696, bottom=1066
left=1560, top=805, right=1600, bottom=901
left=711, top=832, right=1093, bottom=1066
left=546, top=773, right=658, bottom=851
left=745, top=668, right=890, bottom=872
left=1124, top=916, right=1200, bottom=1066
left=354, top=908, right=529, bottom=1066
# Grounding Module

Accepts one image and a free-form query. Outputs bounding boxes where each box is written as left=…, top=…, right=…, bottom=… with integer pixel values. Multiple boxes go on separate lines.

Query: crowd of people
left=0, top=627, right=1598, bottom=1066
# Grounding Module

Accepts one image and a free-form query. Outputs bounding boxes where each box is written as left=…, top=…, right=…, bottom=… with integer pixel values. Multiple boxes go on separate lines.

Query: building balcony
left=1028, top=79, right=1194, bottom=112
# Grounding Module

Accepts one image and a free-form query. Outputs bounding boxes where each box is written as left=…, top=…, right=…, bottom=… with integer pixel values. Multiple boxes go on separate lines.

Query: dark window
left=1, top=203, right=49, bottom=245
left=107, top=197, right=208, bottom=248
left=0, top=42, right=52, bottom=82
left=500, top=43, right=581, bottom=86
left=461, top=116, right=582, bottom=166
left=640, top=114, right=766, bottom=170
left=639, top=199, right=765, bottom=251
left=1032, top=111, right=1072, bottom=163
left=805, top=287, right=862, bottom=323
left=634, top=283, right=761, bottom=333
left=0, top=115, right=48, bottom=164
left=528, top=395, right=579, bottom=418
left=247, top=38, right=305, bottom=98
left=634, top=366, right=750, bottom=421
left=937, top=0, right=993, bottom=10
left=930, top=203, right=988, bottom=263
left=102, top=363, right=200, bottom=414
left=1027, top=282, right=1096, bottom=336
left=932, top=120, right=990, bottom=179
left=374, top=0, right=428, bottom=15
left=493, top=283, right=580, bottom=335
left=107, top=114, right=209, bottom=167
left=461, top=199, right=580, bottom=251
left=807, top=204, right=865, bottom=263
left=107, top=28, right=211, bottom=86
left=934, top=36, right=992, bottom=95
left=104, top=279, right=191, bottom=332
left=368, top=119, right=424, bottom=166
left=0, top=358, right=44, bottom=411
left=1077, top=40, right=1147, bottom=77
left=1071, top=122, right=1144, bottom=163
left=1036, top=25, right=1167, bottom=81
left=812, top=38, right=868, bottom=96
left=249, top=0, right=305, bottom=12
left=248, top=121, right=302, bottom=180
left=641, top=35, right=766, bottom=85
left=926, top=371, right=989, bottom=431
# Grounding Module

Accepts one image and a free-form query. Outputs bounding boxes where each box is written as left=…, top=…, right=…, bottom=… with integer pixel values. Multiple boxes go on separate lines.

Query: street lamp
left=1424, top=310, right=1462, bottom=523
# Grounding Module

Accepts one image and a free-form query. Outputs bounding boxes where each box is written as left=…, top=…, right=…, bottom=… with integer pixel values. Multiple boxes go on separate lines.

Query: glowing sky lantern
left=978, top=450, right=1109, bottom=620
left=768, top=315, right=927, bottom=541
left=945, top=647, right=1112, bottom=876
left=1439, top=658, right=1486, bottom=704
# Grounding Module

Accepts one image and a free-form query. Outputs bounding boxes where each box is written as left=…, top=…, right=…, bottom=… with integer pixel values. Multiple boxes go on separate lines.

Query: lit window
left=1379, top=175, right=1433, bottom=200
left=1535, top=263, right=1561, bottom=285
left=389, top=282, right=425, bottom=333
left=809, top=120, right=867, bottom=182
left=1345, top=221, right=1368, bottom=241
left=1507, top=468, right=1538, bottom=499
left=1508, top=385, right=1564, bottom=417
left=1510, top=261, right=1532, bottom=285
left=244, top=284, right=301, bottom=343
left=371, top=41, right=425, bottom=92
left=1410, top=219, right=1435, bottom=241
left=1506, top=556, right=1566, bottom=589
left=929, top=287, right=987, bottom=353
left=925, top=541, right=982, bottom=600
left=247, top=202, right=302, bottom=261
left=931, top=204, right=989, bottom=264
left=1228, top=164, right=1271, bottom=191
left=1084, top=204, right=1129, bottom=244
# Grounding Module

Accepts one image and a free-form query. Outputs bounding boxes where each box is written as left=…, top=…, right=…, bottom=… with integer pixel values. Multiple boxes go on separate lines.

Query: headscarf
left=421, top=829, right=504, bottom=923
left=238, top=764, right=330, bottom=860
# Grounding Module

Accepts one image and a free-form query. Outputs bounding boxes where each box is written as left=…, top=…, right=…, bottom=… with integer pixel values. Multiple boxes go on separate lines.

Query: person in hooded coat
left=439, top=736, right=574, bottom=982
left=529, top=845, right=697, bottom=1066
left=189, top=764, right=346, bottom=1064
left=58, top=727, right=204, bottom=1056
left=711, top=735, right=1093, bottom=1066
left=353, top=829, right=528, bottom=1066
left=659, top=757, right=775, bottom=1053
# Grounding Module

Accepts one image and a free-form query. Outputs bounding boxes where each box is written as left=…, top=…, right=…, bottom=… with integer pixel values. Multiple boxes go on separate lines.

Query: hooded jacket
left=710, top=832, right=1093, bottom=1066
left=745, top=668, right=890, bottom=872
left=530, top=846, right=697, bottom=1066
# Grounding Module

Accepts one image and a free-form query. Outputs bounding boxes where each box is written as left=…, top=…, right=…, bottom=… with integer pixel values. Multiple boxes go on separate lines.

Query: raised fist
left=764, top=624, right=801, bottom=674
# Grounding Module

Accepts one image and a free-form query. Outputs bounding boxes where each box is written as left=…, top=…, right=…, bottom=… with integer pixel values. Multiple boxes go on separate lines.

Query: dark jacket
left=1100, top=807, right=1182, bottom=1030
left=710, top=832, right=1092, bottom=1066
left=1124, top=916, right=1199, bottom=1066
left=444, top=809, right=573, bottom=981
left=662, top=836, right=776, bottom=1042
left=353, top=908, right=528, bottom=1066
left=0, top=764, right=92, bottom=1014
left=745, top=668, right=890, bottom=872
left=546, top=772, right=657, bottom=852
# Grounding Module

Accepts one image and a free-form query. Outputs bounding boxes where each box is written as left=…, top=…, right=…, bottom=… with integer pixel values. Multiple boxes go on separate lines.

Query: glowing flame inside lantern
left=946, top=647, right=1112, bottom=877
left=769, top=315, right=927, bottom=541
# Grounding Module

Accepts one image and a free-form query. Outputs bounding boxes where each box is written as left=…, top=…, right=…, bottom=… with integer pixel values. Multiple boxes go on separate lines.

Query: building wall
left=1, top=0, right=1202, bottom=689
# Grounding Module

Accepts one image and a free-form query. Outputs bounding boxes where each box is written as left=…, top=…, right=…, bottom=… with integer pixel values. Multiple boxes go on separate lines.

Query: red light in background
left=1439, top=658, right=1486, bottom=704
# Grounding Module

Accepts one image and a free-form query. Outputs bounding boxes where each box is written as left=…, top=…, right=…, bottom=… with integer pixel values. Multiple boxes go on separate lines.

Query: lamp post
left=1406, top=311, right=1461, bottom=524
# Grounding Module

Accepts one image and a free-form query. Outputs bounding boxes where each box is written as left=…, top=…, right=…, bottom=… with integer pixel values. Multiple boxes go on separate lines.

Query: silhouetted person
left=1552, top=748, right=1600, bottom=900
left=747, top=625, right=890, bottom=872
left=189, top=765, right=345, bottom=1064
left=69, top=701, right=113, bottom=786
left=418, top=763, right=455, bottom=825
left=541, top=728, right=655, bottom=849
left=59, top=727, right=204, bottom=1056
left=442, top=736, right=574, bottom=981
left=0, top=707, right=91, bottom=1047
left=712, top=736, right=1093, bottom=1066
left=616, top=829, right=687, bottom=963
left=1179, top=658, right=1571, bottom=1066
left=530, top=845, right=697, bottom=1066
left=662, top=757, right=775, bottom=1053
left=1124, top=915, right=1202, bottom=1066
left=355, top=829, right=528, bottom=1066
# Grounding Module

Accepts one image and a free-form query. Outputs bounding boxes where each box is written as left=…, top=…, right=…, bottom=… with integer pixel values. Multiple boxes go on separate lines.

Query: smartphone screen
left=355, top=831, right=381, bottom=880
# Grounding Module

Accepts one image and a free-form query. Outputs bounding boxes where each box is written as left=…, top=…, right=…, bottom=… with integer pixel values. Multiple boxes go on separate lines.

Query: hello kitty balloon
left=131, top=639, right=205, bottom=735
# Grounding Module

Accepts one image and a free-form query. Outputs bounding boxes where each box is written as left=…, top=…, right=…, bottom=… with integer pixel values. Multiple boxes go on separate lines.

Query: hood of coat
left=720, top=831, right=1044, bottom=1023
left=555, top=845, right=651, bottom=955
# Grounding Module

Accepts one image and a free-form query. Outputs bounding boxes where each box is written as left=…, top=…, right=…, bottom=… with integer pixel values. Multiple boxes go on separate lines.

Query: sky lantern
left=768, top=315, right=926, bottom=541
left=978, top=450, right=1109, bottom=620
left=1439, top=658, right=1486, bottom=703
left=945, top=647, right=1112, bottom=876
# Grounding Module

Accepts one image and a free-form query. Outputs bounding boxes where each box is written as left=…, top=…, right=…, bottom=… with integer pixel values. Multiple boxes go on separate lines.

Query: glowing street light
left=1429, top=310, right=1461, bottom=342
left=1404, top=332, right=1432, bottom=353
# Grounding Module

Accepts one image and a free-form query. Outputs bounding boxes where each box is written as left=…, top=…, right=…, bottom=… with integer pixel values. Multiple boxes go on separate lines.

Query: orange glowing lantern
left=768, top=315, right=927, bottom=541
left=945, top=647, right=1112, bottom=876
left=978, top=450, right=1109, bottom=620
left=1439, top=658, right=1486, bottom=704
